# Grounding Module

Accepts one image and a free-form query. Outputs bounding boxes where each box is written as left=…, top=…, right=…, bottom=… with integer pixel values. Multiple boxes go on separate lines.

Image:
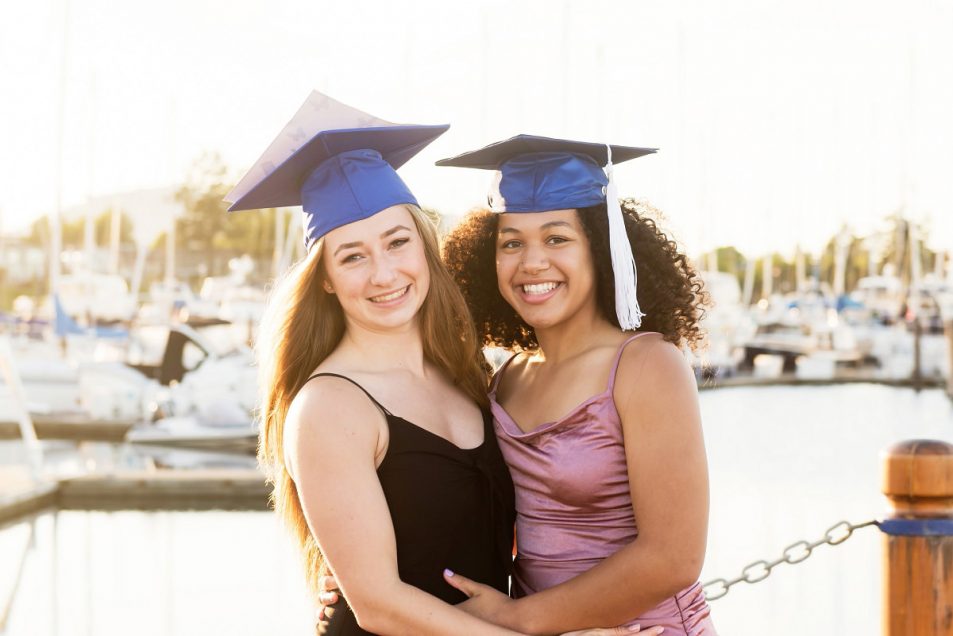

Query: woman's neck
left=338, top=321, right=428, bottom=377
left=532, top=311, right=622, bottom=365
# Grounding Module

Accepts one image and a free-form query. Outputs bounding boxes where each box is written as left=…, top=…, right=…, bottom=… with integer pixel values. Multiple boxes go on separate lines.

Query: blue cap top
left=297, top=146, right=422, bottom=250
left=225, top=91, right=447, bottom=250
left=438, top=134, right=658, bottom=331
left=229, top=125, right=448, bottom=249
left=436, top=134, right=656, bottom=212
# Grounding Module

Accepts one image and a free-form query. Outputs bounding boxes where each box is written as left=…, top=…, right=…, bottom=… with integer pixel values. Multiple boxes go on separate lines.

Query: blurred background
left=1, top=1, right=952, bottom=634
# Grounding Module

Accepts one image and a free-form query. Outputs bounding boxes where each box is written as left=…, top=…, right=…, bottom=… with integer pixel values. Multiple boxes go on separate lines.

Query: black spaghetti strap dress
left=308, top=374, right=516, bottom=636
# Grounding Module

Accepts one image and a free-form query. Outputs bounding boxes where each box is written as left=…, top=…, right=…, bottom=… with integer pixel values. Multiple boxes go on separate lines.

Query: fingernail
left=443, top=568, right=455, bottom=577
left=627, top=624, right=640, bottom=632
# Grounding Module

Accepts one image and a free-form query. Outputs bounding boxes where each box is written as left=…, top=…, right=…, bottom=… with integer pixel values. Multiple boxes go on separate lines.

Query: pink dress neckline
left=489, top=332, right=654, bottom=440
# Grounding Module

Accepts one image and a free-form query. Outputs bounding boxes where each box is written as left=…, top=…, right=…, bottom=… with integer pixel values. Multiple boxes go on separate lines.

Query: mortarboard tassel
left=604, top=145, right=644, bottom=330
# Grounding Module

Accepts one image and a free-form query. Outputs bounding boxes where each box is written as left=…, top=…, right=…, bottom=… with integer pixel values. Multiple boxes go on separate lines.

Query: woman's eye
left=500, top=240, right=522, bottom=249
left=546, top=236, right=568, bottom=245
left=341, top=254, right=362, bottom=264
left=389, top=237, right=409, bottom=249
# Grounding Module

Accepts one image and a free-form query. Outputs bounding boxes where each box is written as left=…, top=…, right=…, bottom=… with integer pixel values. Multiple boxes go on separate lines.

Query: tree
left=92, top=208, right=135, bottom=246
left=174, top=153, right=278, bottom=262
left=25, top=209, right=135, bottom=248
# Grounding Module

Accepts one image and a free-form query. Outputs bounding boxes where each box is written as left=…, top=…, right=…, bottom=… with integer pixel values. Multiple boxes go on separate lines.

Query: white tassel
left=604, top=145, right=644, bottom=330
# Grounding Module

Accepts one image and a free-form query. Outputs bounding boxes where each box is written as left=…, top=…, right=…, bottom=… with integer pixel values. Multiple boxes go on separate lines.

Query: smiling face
left=495, top=209, right=600, bottom=332
left=322, top=204, right=430, bottom=334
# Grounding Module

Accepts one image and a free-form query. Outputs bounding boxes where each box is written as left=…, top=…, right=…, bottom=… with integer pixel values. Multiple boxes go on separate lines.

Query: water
left=701, top=384, right=953, bottom=634
left=0, top=511, right=313, bottom=635
left=1, top=384, right=952, bottom=635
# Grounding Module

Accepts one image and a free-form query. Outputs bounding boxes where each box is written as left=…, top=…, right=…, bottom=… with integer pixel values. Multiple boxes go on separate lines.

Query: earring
left=323, top=282, right=334, bottom=294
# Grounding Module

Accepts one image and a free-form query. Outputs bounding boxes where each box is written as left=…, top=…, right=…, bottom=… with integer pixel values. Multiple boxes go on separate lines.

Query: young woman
left=321, top=135, right=716, bottom=634
left=231, top=113, right=525, bottom=635
left=437, top=136, right=716, bottom=635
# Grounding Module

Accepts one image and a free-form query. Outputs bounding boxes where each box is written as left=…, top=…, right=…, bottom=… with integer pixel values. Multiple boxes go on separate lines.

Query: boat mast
left=165, top=209, right=176, bottom=286
left=795, top=244, right=806, bottom=295
left=109, top=207, right=121, bottom=275
left=49, top=0, right=72, bottom=299
left=761, top=254, right=773, bottom=300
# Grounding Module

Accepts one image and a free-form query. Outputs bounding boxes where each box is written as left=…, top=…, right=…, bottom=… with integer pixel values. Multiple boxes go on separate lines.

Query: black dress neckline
left=306, top=372, right=487, bottom=452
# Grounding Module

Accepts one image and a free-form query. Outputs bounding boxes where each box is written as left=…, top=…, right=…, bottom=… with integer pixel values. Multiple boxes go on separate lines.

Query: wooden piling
left=881, top=439, right=953, bottom=635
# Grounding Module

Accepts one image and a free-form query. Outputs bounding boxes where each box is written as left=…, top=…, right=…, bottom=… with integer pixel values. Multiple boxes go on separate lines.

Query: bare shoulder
left=494, top=350, right=531, bottom=399
left=286, top=374, right=387, bottom=446
left=613, top=333, right=697, bottom=409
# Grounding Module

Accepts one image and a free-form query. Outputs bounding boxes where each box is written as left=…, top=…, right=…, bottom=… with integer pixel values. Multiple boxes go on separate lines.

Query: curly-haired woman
left=432, top=136, right=718, bottom=635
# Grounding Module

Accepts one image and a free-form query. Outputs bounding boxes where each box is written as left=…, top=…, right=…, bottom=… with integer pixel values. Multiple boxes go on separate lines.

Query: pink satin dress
left=489, top=332, right=717, bottom=635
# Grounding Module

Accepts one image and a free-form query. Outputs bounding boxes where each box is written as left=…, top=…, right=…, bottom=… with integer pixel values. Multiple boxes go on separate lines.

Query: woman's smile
left=368, top=284, right=412, bottom=306
left=515, top=281, right=564, bottom=304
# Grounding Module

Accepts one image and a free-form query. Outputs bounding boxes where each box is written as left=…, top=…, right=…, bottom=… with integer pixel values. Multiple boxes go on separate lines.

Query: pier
left=0, top=467, right=268, bottom=527
left=0, top=467, right=57, bottom=527
left=0, top=414, right=134, bottom=442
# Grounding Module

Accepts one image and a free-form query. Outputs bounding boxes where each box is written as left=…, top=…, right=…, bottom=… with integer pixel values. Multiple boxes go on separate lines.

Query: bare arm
left=450, top=339, right=709, bottom=634
left=287, top=378, right=522, bottom=636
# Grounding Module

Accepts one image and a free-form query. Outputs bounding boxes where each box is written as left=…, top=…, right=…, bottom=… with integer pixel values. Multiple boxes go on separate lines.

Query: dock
left=699, top=373, right=946, bottom=391
left=0, top=413, right=134, bottom=442
left=0, top=467, right=269, bottom=527
left=58, top=469, right=270, bottom=511
left=0, top=467, right=57, bottom=527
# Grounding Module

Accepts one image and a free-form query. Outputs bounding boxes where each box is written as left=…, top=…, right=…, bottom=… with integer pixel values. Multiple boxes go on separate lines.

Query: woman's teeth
left=370, top=286, right=409, bottom=303
left=522, top=282, right=559, bottom=295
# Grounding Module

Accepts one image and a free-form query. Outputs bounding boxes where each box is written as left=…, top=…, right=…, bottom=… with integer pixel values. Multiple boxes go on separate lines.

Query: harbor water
left=2, top=383, right=952, bottom=635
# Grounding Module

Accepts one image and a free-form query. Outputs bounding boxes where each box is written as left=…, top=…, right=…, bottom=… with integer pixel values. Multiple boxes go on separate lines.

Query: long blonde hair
left=256, top=205, right=487, bottom=591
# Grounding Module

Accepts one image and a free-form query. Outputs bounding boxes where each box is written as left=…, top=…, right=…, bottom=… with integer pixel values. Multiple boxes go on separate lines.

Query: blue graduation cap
left=437, top=134, right=658, bottom=330
left=226, top=91, right=448, bottom=250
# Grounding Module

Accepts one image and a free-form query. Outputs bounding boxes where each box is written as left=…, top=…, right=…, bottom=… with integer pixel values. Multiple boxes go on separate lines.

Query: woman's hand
left=315, top=574, right=340, bottom=622
left=445, top=570, right=664, bottom=636
left=318, top=569, right=663, bottom=635
left=443, top=569, right=516, bottom=624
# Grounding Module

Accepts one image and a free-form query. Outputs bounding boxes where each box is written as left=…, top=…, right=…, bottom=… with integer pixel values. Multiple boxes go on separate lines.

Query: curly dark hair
left=442, top=199, right=708, bottom=351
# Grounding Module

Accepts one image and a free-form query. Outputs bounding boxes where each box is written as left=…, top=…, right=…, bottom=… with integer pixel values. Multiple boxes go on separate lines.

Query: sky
left=2, top=0, right=952, bottom=256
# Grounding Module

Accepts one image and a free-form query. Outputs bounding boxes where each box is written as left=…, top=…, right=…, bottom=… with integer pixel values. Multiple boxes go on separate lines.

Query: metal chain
left=702, top=519, right=879, bottom=601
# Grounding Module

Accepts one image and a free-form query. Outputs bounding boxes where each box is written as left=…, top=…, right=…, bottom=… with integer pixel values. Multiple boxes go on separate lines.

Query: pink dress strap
left=489, top=351, right=524, bottom=394
left=606, top=331, right=658, bottom=392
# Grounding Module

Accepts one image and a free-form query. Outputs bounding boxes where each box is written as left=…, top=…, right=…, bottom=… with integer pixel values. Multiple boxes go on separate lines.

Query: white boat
left=51, top=273, right=137, bottom=323
left=126, top=412, right=257, bottom=453
left=693, top=271, right=756, bottom=378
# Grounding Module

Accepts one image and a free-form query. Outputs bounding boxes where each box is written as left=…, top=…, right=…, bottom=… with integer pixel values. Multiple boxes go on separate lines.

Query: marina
left=1, top=228, right=952, bottom=634
left=4, top=1, right=953, bottom=632
left=2, top=222, right=951, bottom=634
left=1, top=384, right=951, bottom=634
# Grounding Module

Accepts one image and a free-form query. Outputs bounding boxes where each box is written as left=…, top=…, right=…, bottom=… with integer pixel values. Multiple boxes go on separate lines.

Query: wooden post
left=881, top=439, right=953, bottom=635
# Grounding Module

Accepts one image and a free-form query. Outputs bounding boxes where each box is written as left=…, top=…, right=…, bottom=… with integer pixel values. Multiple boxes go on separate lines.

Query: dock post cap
left=881, top=439, right=953, bottom=501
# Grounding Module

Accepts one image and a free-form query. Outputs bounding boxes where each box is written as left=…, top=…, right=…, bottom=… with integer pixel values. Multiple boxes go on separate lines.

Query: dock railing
left=703, top=438, right=953, bottom=634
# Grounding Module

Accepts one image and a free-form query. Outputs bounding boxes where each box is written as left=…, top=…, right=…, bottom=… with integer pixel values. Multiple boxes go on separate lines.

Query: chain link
left=702, top=519, right=879, bottom=601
